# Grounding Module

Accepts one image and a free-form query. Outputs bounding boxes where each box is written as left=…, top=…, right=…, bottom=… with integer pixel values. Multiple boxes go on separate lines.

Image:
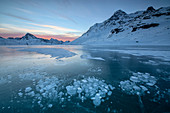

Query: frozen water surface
left=0, top=45, right=170, bottom=113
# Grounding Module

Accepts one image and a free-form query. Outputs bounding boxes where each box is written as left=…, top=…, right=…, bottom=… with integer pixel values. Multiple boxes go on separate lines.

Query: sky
left=0, top=0, right=170, bottom=41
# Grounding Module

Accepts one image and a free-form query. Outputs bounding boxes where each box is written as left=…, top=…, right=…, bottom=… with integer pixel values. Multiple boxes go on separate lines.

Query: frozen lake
left=0, top=45, right=170, bottom=113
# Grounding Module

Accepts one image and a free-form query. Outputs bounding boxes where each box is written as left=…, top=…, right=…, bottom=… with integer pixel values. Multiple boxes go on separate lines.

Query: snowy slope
left=71, top=6, right=170, bottom=45
left=0, top=33, right=66, bottom=45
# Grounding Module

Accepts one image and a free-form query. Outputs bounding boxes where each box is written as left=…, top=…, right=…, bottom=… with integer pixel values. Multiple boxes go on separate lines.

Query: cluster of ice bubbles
left=17, top=72, right=114, bottom=108
left=119, top=72, right=170, bottom=104
left=66, top=77, right=115, bottom=106
left=119, top=72, right=157, bottom=95
left=18, top=71, right=47, bottom=81
left=14, top=71, right=169, bottom=109
left=0, top=75, right=12, bottom=84
left=18, top=76, right=63, bottom=108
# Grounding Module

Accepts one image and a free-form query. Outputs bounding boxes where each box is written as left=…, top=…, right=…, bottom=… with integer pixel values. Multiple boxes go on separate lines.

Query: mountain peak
left=25, top=33, right=34, bottom=37
left=109, top=9, right=127, bottom=20
left=22, top=33, right=38, bottom=40
left=146, top=6, right=155, bottom=12
left=143, top=6, right=155, bottom=14
left=114, top=10, right=127, bottom=16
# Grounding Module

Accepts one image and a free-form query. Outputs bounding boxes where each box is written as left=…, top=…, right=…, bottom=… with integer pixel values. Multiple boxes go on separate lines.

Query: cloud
left=0, top=24, right=54, bottom=34
left=0, top=12, right=78, bottom=32
left=52, top=11, right=77, bottom=24
left=30, top=23, right=79, bottom=32
left=0, top=24, right=80, bottom=41
left=0, top=28, right=10, bottom=32
left=0, top=12, right=35, bottom=22
left=15, top=8, right=33, bottom=14
left=0, top=32, right=24, bottom=38
left=35, top=34, right=79, bottom=41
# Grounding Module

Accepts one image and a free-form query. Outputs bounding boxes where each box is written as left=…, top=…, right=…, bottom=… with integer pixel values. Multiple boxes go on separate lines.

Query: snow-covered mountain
left=71, top=6, right=170, bottom=45
left=0, top=33, right=67, bottom=45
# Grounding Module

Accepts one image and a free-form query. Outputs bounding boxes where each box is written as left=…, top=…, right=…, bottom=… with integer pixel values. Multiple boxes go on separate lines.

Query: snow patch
left=80, top=55, right=105, bottom=61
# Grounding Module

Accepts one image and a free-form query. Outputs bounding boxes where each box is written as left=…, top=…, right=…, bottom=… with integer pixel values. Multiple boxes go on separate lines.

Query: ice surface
left=19, top=72, right=47, bottom=81
left=0, top=75, right=12, bottom=84
left=140, top=60, right=170, bottom=66
left=0, top=77, right=7, bottom=84
left=121, top=56, right=131, bottom=59
left=98, top=49, right=170, bottom=61
left=120, top=72, right=157, bottom=95
left=140, top=60, right=159, bottom=65
left=88, top=67, right=102, bottom=72
left=13, top=48, right=76, bottom=59
left=80, top=55, right=105, bottom=61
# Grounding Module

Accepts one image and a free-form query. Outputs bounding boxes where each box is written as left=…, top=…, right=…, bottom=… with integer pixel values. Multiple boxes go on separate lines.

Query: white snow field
left=71, top=6, right=170, bottom=45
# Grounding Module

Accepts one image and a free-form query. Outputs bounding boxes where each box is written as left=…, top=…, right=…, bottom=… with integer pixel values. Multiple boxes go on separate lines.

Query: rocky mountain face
left=0, top=33, right=67, bottom=45
left=71, top=6, right=170, bottom=45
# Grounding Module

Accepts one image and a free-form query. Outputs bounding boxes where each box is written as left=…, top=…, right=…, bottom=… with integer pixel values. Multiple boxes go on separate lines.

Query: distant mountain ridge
left=0, top=33, right=70, bottom=45
left=71, top=6, right=170, bottom=45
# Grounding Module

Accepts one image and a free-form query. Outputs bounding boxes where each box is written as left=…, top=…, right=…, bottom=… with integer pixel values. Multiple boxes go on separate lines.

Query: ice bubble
left=133, top=86, right=141, bottom=91
left=38, top=101, right=41, bottom=104
left=130, top=76, right=139, bottom=82
left=66, top=86, right=77, bottom=95
left=18, top=92, right=23, bottom=97
left=61, top=98, right=64, bottom=102
left=82, top=79, right=87, bottom=83
left=109, top=84, right=115, bottom=90
left=146, top=82, right=155, bottom=86
left=108, top=91, right=112, bottom=96
left=140, top=85, right=148, bottom=91
left=48, top=104, right=53, bottom=108
left=77, top=87, right=82, bottom=93
left=93, top=93, right=102, bottom=106
left=27, top=91, right=35, bottom=97
left=108, top=108, right=110, bottom=112
left=25, top=87, right=32, bottom=92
